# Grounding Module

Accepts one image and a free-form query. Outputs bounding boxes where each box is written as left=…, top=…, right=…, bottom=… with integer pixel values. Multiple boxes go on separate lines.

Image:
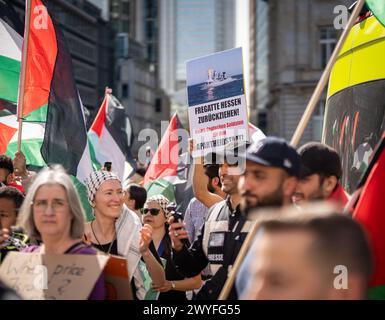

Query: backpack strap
left=64, top=241, right=90, bottom=254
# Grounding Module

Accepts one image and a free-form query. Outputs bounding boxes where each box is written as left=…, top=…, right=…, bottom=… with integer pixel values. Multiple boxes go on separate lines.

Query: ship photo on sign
left=186, top=47, right=248, bottom=157
left=187, top=48, right=245, bottom=106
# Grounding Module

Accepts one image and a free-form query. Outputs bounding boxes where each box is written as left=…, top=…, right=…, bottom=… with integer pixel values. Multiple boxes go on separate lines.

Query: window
left=122, top=2, right=130, bottom=15
left=122, top=84, right=129, bottom=99
left=155, top=98, right=161, bottom=113
left=257, top=111, right=267, bottom=134
left=312, top=99, right=325, bottom=141
left=319, top=26, right=337, bottom=68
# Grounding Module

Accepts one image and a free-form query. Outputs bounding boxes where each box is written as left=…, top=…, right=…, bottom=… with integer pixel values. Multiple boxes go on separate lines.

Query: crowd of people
left=0, top=136, right=374, bottom=300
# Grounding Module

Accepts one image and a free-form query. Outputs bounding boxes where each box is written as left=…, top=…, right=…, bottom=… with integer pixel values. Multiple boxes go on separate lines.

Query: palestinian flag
left=367, top=0, right=385, bottom=27
left=353, top=133, right=385, bottom=299
left=15, top=0, right=93, bottom=218
left=143, top=113, right=194, bottom=213
left=0, top=0, right=45, bottom=165
left=0, top=0, right=23, bottom=107
left=144, top=113, right=181, bottom=184
left=18, top=0, right=92, bottom=178
left=248, top=123, right=265, bottom=144
left=88, top=92, right=135, bottom=181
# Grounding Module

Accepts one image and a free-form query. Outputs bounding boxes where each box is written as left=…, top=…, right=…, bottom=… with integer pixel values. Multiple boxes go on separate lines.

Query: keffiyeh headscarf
left=144, top=195, right=171, bottom=218
left=85, top=170, right=121, bottom=204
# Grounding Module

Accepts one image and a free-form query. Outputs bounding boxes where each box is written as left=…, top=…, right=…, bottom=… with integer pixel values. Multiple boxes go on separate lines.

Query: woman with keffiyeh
left=143, top=195, right=202, bottom=301
left=84, top=170, right=165, bottom=300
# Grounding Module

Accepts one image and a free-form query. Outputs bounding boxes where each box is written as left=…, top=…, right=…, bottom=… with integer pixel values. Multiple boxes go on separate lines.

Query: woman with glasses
left=143, top=195, right=202, bottom=301
left=17, top=165, right=105, bottom=300
left=83, top=170, right=165, bottom=300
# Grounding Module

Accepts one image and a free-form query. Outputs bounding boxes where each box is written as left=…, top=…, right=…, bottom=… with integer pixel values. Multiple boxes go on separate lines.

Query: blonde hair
left=18, top=165, right=85, bottom=241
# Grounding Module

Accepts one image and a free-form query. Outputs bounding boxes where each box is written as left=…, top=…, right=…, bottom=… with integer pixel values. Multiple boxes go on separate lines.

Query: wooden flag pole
left=290, top=0, right=365, bottom=147
left=218, top=220, right=259, bottom=300
left=17, top=0, right=33, bottom=152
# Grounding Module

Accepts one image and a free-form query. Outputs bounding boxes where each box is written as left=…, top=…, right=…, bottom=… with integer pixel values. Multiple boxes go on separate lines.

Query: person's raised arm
left=190, top=139, right=222, bottom=208
left=139, top=224, right=166, bottom=287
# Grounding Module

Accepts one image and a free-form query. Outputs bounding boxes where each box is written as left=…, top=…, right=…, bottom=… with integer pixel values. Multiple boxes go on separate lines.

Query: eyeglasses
left=141, top=208, right=161, bottom=216
left=32, top=199, right=68, bottom=212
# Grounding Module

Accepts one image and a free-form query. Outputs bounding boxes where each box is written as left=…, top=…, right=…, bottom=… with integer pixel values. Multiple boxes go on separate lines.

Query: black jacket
left=173, top=197, right=248, bottom=300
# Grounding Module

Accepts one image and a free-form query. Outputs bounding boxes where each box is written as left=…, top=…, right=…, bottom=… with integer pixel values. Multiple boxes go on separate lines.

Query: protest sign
left=186, top=47, right=248, bottom=157
left=104, top=255, right=132, bottom=300
left=0, top=252, right=108, bottom=300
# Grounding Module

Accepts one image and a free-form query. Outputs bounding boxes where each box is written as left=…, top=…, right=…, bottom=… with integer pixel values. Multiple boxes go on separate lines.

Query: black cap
left=246, top=137, right=301, bottom=177
left=297, top=142, right=342, bottom=179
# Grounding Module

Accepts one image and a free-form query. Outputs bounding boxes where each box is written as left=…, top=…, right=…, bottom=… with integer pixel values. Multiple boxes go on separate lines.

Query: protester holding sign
left=17, top=165, right=106, bottom=300
left=84, top=170, right=165, bottom=300
left=169, top=141, right=252, bottom=300
left=143, top=195, right=202, bottom=301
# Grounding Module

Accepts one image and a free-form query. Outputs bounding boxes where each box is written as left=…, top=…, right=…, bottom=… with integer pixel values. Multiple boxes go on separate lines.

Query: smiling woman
left=83, top=169, right=166, bottom=300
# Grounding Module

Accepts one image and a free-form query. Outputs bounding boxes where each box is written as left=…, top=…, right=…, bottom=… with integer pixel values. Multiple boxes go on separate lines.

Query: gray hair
left=18, top=165, right=85, bottom=242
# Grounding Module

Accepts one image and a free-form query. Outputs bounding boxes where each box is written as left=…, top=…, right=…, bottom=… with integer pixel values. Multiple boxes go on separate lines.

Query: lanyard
left=157, top=238, right=165, bottom=257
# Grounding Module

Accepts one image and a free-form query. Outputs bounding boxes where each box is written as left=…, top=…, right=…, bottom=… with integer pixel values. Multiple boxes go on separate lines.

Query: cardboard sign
left=186, top=47, right=248, bottom=157
left=0, top=252, right=109, bottom=300
left=104, top=255, right=132, bottom=300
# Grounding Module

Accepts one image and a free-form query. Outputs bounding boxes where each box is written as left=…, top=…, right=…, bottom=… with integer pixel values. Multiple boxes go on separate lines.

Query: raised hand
left=139, top=223, right=153, bottom=255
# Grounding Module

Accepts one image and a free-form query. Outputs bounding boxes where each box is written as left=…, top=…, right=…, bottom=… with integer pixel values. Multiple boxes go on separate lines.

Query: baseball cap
left=245, top=137, right=301, bottom=177
left=297, top=142, right=342, bottom=179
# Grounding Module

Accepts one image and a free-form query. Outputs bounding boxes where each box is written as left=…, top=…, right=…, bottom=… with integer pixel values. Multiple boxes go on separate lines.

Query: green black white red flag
left=88, top=92, right=135, bottom=181
left=14, top=0, right=93, bottom=218
left=0, top=0, right=45, bottom=166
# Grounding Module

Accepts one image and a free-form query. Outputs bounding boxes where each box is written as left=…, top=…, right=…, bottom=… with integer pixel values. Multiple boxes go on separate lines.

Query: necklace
left=91, top=220, right=116, bottom=254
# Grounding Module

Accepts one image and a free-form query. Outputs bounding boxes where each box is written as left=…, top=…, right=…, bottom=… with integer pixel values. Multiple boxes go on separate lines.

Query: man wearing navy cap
left=239, top=137, right=301, bottom=213
left=235, top=137, right=301, bottom=298
left=170, top=137, right=300, bottom=300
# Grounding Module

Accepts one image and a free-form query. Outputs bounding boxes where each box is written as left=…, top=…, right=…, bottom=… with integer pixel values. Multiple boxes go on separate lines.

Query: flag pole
left=17, top=0, right=33, bottom=152
left=290, top=0, right=365, bottom=147
left=218, top=220, right=259, bottom=300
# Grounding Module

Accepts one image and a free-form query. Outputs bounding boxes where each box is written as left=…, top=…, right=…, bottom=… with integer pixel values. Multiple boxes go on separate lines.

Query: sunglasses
left=141, top=208, right=161, bottom=216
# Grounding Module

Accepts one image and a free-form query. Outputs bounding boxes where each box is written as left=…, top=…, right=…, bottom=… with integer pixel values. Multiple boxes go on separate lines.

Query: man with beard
left=170, top=138, right=300, bottom=299
left=293, top=142, right=349, bottom=208
left=169, top=141, right=248, bottom=300
left=235, top=137, right=301, bottom=297
left=239, top=137, right=300, bottom=214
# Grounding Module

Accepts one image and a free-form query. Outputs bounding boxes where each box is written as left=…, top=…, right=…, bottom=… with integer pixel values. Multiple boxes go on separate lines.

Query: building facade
left=249, top=0, right=351, bottom=144
left=112, top=0, right=170, bottom=155
left=115, top=33, right=169, bottom=154
left=159, top=0, right=236, bottom=118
